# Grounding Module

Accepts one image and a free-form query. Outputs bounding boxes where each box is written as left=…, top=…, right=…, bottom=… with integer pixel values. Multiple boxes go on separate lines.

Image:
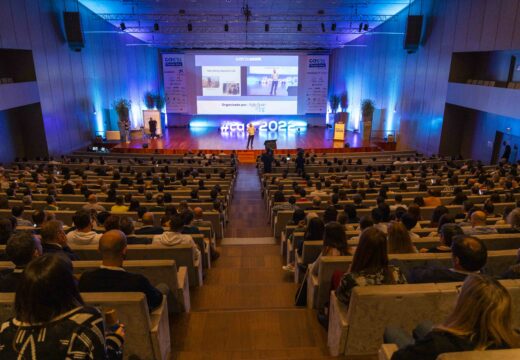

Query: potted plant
left=340, top=91, right=348, bottom=112
left=144, top=91, right=155, bottom=109
left=329, top=94, right=340, bottom=114
left=113, top=98, right=131, bottom=123
left=361, top=99, right=375, bottom=121
left=154, top=93, right=165, bottom=111
left=361, top=99, right=375, bottom=142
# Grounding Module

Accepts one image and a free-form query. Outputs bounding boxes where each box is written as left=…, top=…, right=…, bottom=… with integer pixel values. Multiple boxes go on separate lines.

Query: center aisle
left=170, top=164, right=335, bottom=359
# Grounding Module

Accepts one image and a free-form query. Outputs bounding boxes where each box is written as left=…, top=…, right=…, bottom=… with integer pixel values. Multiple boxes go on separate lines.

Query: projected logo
left=164, top=56, right=183, bottom=67
left=308, top=58, right=326, bottom=68
left=220, top=120, right=307, bottom=132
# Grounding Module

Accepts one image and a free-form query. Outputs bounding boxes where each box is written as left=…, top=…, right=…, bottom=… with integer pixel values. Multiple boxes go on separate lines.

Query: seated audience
left=387, top=222, right=417, bottom=254
left=422, top=223, right=464, bottom=253
left=120, top=216, right=150, bottom=244
left=429, top=206, right=449, bottom=228
left=110, top=196, right=129, bottom=213
left=79, top=230, right=165, bottom=311
left=149, top=195, right=166, bottom=212
left=22, top=195, right=33, bottom=210
left=462, top=210, right=498, bottom=235
left=0, top=231, right=42, bottom=292
left=0, top=218, right=13, bottom=245
left=296, top=216, right=325, bottom=256
left=153, top=214, right=201, bottom=263
left=0, top=254, right=124, bottom=359
left=40, top=220, right=79, bottom=260
left=11, top=205, right=33, bottom=227
left=44, top=195, right=59, bottom=211
left=499, top=208, right=520, bottom=233
left=408, top=235, right=487, bottom=283
left=335, top=227, right=407, bottom=306
left=180, top=210, right=200, bottom=234
left=387, top=274, right=520, bottom=360
left=134, top=212, right=163, bottom=234
left=83, top=194, right=106, bottom=212
left=310, top=221, right=351, bottom=277
left=103, top=215, right=121, bottom=231
left=424, top=189, right=442, bottom=207
left=67, top=210, right=102, bottom=245
left=390, top=194, right=408, bottom=211
left=400, top=213, right=420, bottom=240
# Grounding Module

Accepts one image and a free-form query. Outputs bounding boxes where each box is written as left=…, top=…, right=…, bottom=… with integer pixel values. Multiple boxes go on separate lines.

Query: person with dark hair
left=296, top=217, right=325, bottom=256
left=111, top=196, right=128, bottom=213
left=103, top=215, right=121, bottom=231
left=421, top=223, right=464, bottom=253
left=67, top=210, right=102, bottom=245
left=153, top=214, right=200, bottom=262
left=0, top=254, right=124, bottom=358
left=401, top=213, right=420, bottom=240
left=335, top=227, right=406, bottom=306
left=79, top=230, right=163, bottom=311
left=261, top=149, right=274, bottom=173
left=0, top=218, right=13, bottom=245
left=44, top=195, right=59, bottom=211
left=150, top=194, right=166, bottom=212
left=353, top=194, right=366, bottom=209
left=0, top=231, right=42, bottom=292
left=323, top=206, right=338, bottom=224
left=429, top=206, right=449, bottom=228
left=31, top=209, right=47, bottom=230
left=390, top=194, right=408, bottom=211
left=40, top=220, right=79, bottom=261
left=371, top=208, right=388, bottom=234
left=135, top=212, right=164, bottom=235
left=408, top=235, right=488, bottom=283
left=120, top=216, right=150, bottom=244
left=310, top=222, right=352, bottom=278
left=413, top=196, right=425, bottom=207
left=272, top=195, right=298, bottom=213
left=343, top=204, right=359, bottom=224
left=180, top=210, right=200, bottom=234
left=11, top=205, right=32, bottom=227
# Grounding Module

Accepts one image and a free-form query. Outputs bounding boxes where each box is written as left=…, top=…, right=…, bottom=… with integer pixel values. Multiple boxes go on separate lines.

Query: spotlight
left=363, top=23, right=369, bottom=31
left=188, top=23, right=192, bottom=31
left=224, top=23, right=229, bottom=32
left=265, top=23, right=269, bottom=32
left=331, top=23, right=336, bottom=31
left=120, top=22, right=126, bottom=31
left=358, top=23, right=363, bottom=32
left=297, top=23, right=302, bottom=31
left=154, top=22, right=159, bottom=31
left=321, top=23, right=325, bottom=32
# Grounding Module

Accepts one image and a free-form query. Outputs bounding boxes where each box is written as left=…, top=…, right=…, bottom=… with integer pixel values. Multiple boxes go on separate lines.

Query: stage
left=109, top=126, right=394, bottom=155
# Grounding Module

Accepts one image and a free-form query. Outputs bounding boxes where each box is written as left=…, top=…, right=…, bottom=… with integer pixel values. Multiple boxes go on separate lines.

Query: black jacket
left=42, top=242, right=79, bottom=261
left=0, top=268, right=23, bottom=292
left=407, top=267, right=470, bottom=284
left=78, top=268, right=163, bottom=311
left=135, top=226, right=164, bottom=235
left=392, top=331, right=508, bottom=360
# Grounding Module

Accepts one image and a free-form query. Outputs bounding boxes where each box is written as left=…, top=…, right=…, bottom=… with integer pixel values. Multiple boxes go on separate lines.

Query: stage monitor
left=194, top=55, right=298, bottom=115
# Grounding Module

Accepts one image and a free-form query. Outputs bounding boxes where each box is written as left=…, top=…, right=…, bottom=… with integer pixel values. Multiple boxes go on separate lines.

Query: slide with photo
left=195, top=55, right=299, bottom=115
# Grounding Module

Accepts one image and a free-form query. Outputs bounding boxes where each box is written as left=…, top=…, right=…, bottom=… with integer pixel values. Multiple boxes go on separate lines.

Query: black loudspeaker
left=63, top=12, right=84, bottom=51
left=404, top=15, right=423, bottom=53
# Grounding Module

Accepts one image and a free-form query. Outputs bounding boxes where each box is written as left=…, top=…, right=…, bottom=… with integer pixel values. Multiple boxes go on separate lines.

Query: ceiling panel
left=79, top=0, right=413, bottom=49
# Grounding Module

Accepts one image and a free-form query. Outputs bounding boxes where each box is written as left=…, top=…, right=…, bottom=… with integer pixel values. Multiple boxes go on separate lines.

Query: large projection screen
left=162, top=52, right=329, bottom=116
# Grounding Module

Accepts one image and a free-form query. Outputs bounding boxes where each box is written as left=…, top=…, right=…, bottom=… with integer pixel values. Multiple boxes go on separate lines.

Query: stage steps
left=237, top=151, right=256, bottom=163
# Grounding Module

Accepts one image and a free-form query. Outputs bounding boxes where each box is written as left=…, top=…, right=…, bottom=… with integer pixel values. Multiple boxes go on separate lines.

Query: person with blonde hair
left=387, top=274, right=520, bottom=359
left=387, top=222, right=417, bottom=254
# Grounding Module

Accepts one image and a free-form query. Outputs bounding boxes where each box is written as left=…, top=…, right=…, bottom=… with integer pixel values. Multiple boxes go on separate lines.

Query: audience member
left=0, top=218, right=13, bottom=245
left=387, top=222, right=417, bottom=254
left=0, top=254, right=124, bottom=358
left=310, top=222, right=351, bottom=278
left=153, top=214, right=201, bottom=263
left=119, top=216, right=150, bottom=244
left=40, top=220, right=79, bottom=260
left=79, top=230, right=165, bottom=311
left=83, top=194, right=105, bottom=212
left=110, top=196, right=129, bottom=213
left=0, top=231, right=42, bottom=292
left=11, top=206, right=32, bottom=227
left=421, top=223, right=464, bottom=254
left=67, top=210, right=102, bottom=245
left=408, top=235, right=487, bottom=283
left=134, top=212, right=163, bottom=235
left=387, top=275, right=520, bottom=360
left=462, top=210, right=498, bottom=235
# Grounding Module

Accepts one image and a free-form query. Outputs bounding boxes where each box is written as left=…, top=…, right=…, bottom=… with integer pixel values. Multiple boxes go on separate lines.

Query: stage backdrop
left=161, top=51, right=330, bottom=118
left=304, top=55, right=329, bottom=114
left=162, top=54, right=188, bottom=113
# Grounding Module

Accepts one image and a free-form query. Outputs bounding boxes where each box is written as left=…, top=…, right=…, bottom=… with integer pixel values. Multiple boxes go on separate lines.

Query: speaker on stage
left=404, top=15, right=423, bottom=53
left=63, top=12, right=84, bottom=51
left=264, top=140, right=277, bottom=150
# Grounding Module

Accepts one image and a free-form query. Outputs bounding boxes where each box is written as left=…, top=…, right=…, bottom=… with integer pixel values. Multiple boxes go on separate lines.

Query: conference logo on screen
left=164, top=56, right=183, bottom=67
left=308, top=58, right=326, bottom=68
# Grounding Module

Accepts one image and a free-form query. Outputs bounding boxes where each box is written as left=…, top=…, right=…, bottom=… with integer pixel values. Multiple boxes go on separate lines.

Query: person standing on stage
left=149, top=117, right=158, bottom=139
left=246, top=123, right=255, bottom=149
left=261, top=149, right=274, bottom=173
left=119, top=118, right=130, bottom=143
left=269, top=69, right=279, bottom=96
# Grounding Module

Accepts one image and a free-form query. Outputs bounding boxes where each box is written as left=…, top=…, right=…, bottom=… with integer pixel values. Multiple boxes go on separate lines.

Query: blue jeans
left=384, top=321, right=434, bottom=349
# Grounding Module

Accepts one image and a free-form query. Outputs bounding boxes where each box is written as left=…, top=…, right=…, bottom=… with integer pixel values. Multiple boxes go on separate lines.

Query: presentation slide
left=195, top=55, right=299, bottom=115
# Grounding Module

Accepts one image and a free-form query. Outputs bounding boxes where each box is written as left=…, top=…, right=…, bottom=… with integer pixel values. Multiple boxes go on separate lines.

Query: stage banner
left=304, top=55, right=329, bottom=114
left=162, top=54, right=188, bottom=113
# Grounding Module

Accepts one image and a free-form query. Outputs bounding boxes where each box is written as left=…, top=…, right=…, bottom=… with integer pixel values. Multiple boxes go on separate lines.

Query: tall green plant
left=329, top=94, right=340, bottom=113
left=112, top=99, right=131, bottom=122
left=143, top=91, right=155, bottom=109
left=154, top=94, right=165, bottom=111
left=340, top=91, right=348, bottom=112
left=361, top=99, right=375, bottom=117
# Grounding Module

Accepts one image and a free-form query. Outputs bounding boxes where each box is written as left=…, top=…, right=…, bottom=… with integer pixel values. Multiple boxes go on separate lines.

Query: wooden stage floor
left=111, top=127, right=378, bottom=154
